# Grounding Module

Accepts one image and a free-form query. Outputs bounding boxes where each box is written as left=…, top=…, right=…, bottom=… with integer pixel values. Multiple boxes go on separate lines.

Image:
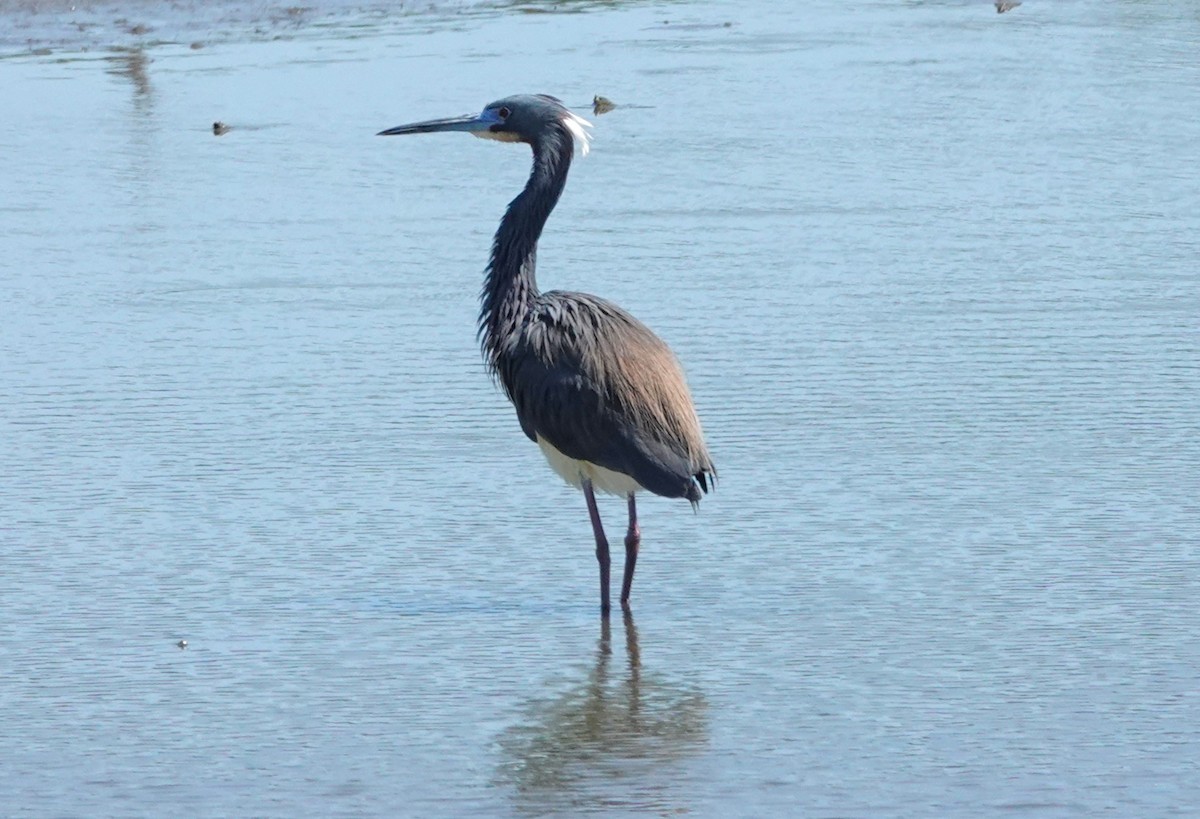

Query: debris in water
left=176, top=640, right=188, bottom=650
left=213, top=121, right=231, bottom=136
left=995, top=1, right=1021, bottom=12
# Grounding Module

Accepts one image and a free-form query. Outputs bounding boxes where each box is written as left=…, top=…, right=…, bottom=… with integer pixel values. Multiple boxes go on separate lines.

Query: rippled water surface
left=3, top=0, right=1199, bottom=815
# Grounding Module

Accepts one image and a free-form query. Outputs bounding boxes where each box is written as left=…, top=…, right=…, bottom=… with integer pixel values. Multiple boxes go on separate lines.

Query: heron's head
left=378, top=94, right=591, bottom=155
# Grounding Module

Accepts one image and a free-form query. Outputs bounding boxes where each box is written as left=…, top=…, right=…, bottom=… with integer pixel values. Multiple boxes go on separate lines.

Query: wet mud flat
left=0, top=0, right=490, bottom=56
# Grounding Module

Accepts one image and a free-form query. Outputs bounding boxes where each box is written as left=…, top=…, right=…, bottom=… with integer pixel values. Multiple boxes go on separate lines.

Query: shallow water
left=2, top=0, right=1199, bottom=816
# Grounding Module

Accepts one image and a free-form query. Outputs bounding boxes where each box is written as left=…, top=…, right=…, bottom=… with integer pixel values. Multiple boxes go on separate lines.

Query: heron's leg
left=583, top=479, right=611, bottom=613
left=620, top=493, right=641, bottom=608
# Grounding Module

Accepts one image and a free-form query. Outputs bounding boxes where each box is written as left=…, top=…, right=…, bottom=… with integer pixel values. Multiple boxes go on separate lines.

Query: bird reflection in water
left=105, top=47, right=152, bottom=107
left=496, top=613, right=707, bottom=814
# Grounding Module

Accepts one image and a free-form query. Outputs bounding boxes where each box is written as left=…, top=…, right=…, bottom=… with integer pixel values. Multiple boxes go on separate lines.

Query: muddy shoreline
left=1, top=0, right=501, bottom=57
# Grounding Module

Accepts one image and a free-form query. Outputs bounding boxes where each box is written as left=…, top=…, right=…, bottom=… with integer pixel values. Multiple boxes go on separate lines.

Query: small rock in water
left=592, top=95, right=616, bottom=116
left=212, top=121, right=231, bottom=136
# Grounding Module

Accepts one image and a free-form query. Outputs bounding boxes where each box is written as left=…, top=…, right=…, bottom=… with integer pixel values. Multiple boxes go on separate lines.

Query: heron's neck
left=479, top=124, right=574, bottom=364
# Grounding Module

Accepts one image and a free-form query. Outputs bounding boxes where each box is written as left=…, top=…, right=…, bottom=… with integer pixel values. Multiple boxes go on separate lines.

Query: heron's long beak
left=377, top=112, right=494, bottom=137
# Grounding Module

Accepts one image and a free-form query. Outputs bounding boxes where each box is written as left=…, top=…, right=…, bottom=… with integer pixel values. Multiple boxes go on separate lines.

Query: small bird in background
left=996, top=1, right=1021, bottom=13
left=378, top=95, right=715, bottom=613
left=592, top=95, right=616, bottom=115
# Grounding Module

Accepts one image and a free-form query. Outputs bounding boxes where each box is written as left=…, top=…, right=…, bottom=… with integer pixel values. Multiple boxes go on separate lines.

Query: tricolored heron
left=379, top=94, right=715, bottom=613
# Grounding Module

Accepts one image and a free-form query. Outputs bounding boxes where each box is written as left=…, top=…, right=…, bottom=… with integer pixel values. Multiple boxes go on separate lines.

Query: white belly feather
left=536, top=436, right=643, bottom=496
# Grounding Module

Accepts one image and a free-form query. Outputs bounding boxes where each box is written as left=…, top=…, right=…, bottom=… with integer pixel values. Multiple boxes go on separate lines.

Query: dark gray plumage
left=503, top=292, right=712, bottom=500
left=379, top=94, right=714, bottom=613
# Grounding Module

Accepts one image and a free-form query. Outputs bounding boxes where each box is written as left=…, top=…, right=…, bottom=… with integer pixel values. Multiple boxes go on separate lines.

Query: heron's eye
left=498, top=107, right=511, bottom=120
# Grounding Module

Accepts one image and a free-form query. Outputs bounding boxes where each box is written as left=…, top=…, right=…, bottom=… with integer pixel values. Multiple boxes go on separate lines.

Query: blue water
left=2, top=0, right=1198, bottom=815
